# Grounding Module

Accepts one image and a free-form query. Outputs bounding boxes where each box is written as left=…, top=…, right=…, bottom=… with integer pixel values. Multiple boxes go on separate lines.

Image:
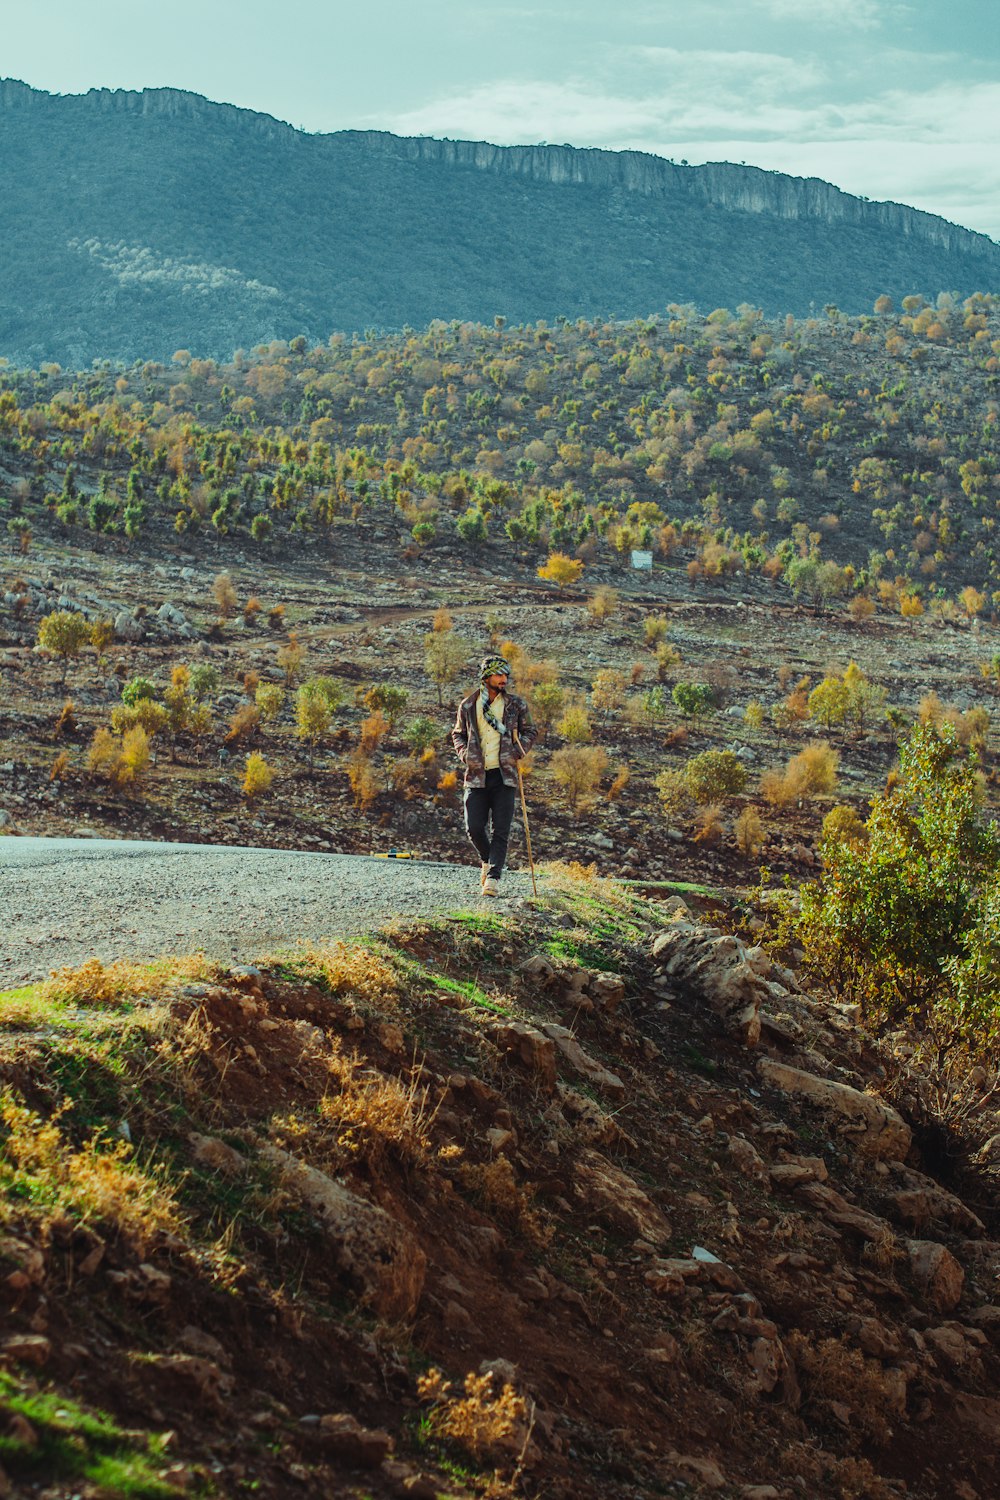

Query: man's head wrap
left=479, top=655, right=512, bottom=683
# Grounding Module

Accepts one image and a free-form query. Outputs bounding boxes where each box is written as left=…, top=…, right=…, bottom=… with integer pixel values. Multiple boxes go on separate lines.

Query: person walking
left=451, top=655, right=537, bottom=896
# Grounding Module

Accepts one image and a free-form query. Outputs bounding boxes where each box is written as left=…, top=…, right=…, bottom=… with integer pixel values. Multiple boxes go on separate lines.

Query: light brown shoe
left=481, top=863, right=490, bottom=889
left=482, top=876, right=500, bottom=897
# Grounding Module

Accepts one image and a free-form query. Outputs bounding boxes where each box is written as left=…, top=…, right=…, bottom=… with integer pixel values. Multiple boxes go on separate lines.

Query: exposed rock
left=757, top=1059, right=911, bottom=1159
left=573, top=1149, right=671, bottom=1244
left=966, top=1304, right=1000, bottom=1338
left=793, top=1181, right=893, bottom=1242
left=488, top=1019, right=557, bottom=1091
left=538, top=1022, right=625, bottom=1097
left=189, top=1132, right=248, bottom=1176
left=973, top=1132, right=1000, bottom=1168
left=554, top=1084, right=631, bottom=1149
left=924, top=1324, right=982, bottom=1372
left=727, top=1135, right=767, bottom=1181
left=906, top=1239, right=965, bottom=1313
left=0, top=1333, right=50, bottom=1366
left=650, top=922, right=764, bottom=1045
left=316, top=1413, right=392, bottom=1468
left=588, top=971, right=626, bottom=1013
left=882, top=1166, right=985, bottom=1235
left=950, top=1391, right=1000, bottom=1446
left=847, top=1316, right=902, bottom=1360
left=769, top=1151, right=828, bottom=1188
left=259, top=1146, right=426, bottom=1320
left=665, top=1452, right=727, bottom=1490
left=176, top=1326, right=231, bottom=1368
left=148, top=1353, right=229, bottom=1406
left=690, top=1245, right=745, bottom=1291
left=113, top=609, right=145, bottom=642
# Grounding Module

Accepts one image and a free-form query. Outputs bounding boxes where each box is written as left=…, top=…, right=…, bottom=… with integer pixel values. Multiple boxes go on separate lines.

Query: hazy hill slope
left=2, top=78, right=999, bottom=365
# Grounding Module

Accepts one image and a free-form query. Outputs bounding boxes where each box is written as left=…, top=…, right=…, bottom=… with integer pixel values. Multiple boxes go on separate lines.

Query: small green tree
left=550, top=746, right=608, bottom=809
left=305, top=675, right=348, bottom=713
left=456, top=508, right=488, bottom=546
left=121, top=675, right=158, bottom=707
left=424, top=629, right=468, bottom=707
left=807, top=676, right=849, bottom=730
left=404, top=716, right=439, bottom=756
left=590, top=669, right=629, bottom=720
left=529, top=681, right=565, bottom=742
left=255, top=682, right=285, bottom=723
left=295, top=681, right=331, bottom=761
left=188, top=663, right=221, bottom=702
left=641, top=685, right=669, bottom=730
left=842, top=661, right=887, bottom=735
left=364, top=683, right=409, bottom=729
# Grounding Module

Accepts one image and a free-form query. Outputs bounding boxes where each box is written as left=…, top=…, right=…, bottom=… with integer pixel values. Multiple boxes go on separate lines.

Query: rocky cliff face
left=346, top=130, right=990, bottom=257
left=0, top=78, right=299, bottom=144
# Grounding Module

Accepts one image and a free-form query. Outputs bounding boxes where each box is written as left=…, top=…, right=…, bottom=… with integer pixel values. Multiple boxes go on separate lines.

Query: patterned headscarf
left=479, top=656, right=511, bottom=736
left=479, top=655, right=512, bottom=683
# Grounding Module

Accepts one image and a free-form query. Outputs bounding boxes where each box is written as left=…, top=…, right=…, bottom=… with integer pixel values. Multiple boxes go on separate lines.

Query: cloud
left=753, top=0, right=885, bottom=27
left=626, top=46, right=826, bottom=97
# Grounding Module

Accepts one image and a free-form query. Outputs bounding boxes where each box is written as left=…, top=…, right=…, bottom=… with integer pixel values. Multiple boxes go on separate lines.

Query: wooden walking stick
left=513, top=733, right=538, bottom=897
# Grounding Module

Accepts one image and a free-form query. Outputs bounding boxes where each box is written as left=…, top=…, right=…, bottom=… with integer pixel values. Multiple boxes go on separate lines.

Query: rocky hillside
left=2, top=79, right=999, bottom=364
left=0, top=869, right=997, bottom=1499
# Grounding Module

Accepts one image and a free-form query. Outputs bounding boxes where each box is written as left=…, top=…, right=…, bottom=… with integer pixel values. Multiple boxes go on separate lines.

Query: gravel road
left=1, top=838, right=531, bottom=988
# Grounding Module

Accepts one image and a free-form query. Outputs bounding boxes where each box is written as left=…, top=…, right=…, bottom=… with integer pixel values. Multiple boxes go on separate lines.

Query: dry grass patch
left=0, top=1091, right=185, bottom=1252
left=417, top=1366, right=531, bottom=1466
left=37, top=954, right=215, bottom=1009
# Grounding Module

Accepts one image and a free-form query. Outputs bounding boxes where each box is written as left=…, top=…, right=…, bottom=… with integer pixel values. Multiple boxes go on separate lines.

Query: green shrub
left=684, top=749, right=748, bottom=804
left=120, top=676, right=158, bottom=707
left=799, top=723, right=1000, bottom=1045
left=671, top=682, right=716, bottom=720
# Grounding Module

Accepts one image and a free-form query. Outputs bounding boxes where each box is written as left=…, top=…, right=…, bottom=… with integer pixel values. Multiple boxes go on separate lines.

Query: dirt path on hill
left=1, top=837, right=530, bottom=987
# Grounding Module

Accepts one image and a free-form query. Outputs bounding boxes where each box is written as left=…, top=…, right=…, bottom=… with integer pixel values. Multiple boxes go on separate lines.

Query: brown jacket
left=451, top=689, right=537, bottom=789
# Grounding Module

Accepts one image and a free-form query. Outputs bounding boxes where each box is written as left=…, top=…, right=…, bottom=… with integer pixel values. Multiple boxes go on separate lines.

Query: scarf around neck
left=480, top=687, right=507, bottom=737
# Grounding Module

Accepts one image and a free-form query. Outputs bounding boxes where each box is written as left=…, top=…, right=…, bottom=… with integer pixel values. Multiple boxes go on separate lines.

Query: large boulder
left=572, top=1149, right=671, bottom=1244
left=259, top=1146, right=426, bottom=1320
left=650, top=923, right=765, bottom=1045
left=757, top=1058, right=911, bottom=1160
left=113, top=610, right=145, bottom=643
left=906, top=1239, right=964, bottom=1313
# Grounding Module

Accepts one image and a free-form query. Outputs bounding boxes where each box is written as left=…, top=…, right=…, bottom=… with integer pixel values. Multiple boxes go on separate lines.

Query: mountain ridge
left=2, top=78, right=999, bottom=364
left=4, top=77, right=992, bottom=257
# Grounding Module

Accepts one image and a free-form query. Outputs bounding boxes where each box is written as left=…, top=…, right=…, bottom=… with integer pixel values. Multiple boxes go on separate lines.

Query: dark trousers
left=464, top=768, right=517, bottom=879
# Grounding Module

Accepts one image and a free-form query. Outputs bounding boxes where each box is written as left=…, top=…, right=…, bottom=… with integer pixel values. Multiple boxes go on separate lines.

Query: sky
left=4, top=0, right=999, bottom=240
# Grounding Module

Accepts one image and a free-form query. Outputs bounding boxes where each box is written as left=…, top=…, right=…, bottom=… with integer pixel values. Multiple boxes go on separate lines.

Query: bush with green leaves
left=404, top=716, right=439, bottom=755
left=120, top=675, right=158, bottom=707
left=798, top=723, right=1000, bottom=1050
left=654, top=767, right=694, bottom=823
left=671, top=682, right=716, bottom=720
left=684, top=749, right=748, bottom=804
left=364, top=683, right=409, bottom=728
left=304, top=675, right=348, bottom=712
left=187, top=663, right=220, bottom=702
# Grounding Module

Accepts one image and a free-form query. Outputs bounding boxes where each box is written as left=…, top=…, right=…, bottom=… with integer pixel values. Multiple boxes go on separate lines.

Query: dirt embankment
left=0, top=875, right=997, bottom=1499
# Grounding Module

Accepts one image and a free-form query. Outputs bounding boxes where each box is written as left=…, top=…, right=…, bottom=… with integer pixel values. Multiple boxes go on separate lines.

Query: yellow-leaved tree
left=537, top=552, right=584, bottom=588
